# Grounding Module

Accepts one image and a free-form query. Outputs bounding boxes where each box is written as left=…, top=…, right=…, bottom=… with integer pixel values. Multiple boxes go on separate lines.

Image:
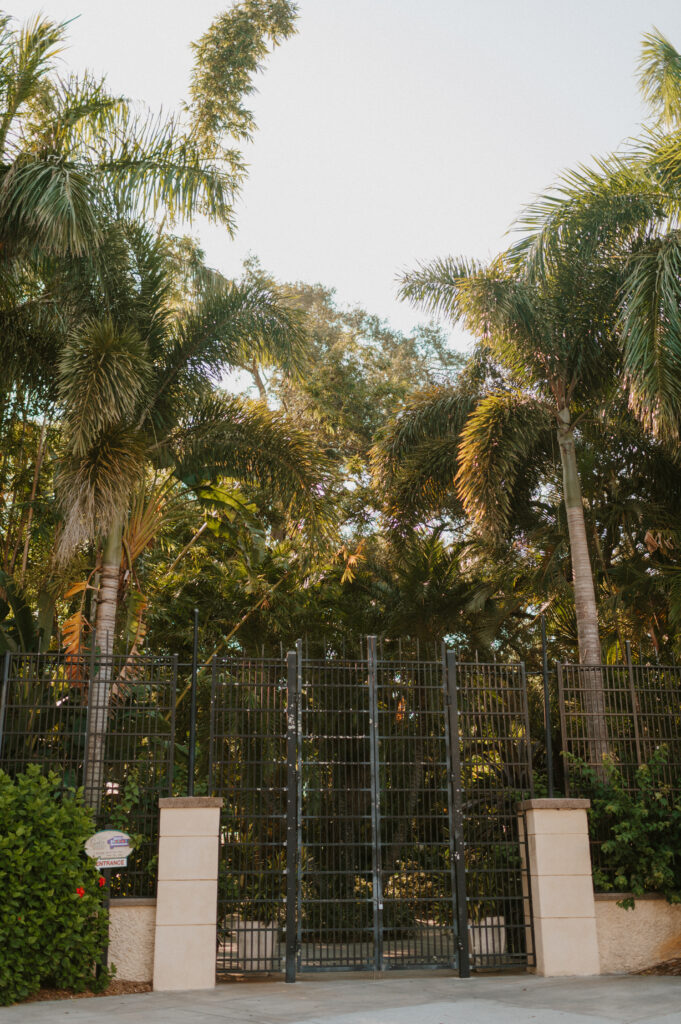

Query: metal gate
left=210, top=641, right=534, bottom=979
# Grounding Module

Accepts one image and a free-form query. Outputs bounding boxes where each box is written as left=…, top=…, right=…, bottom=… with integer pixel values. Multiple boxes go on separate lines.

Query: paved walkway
left=1, top=975, right=679, bottom=1024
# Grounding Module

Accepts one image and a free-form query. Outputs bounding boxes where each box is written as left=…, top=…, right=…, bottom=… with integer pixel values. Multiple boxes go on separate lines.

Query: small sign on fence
left=85, top=830, right=133, bottom=869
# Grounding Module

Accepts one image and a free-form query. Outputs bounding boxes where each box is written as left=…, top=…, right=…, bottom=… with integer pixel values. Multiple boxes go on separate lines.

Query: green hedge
left=570, top=747, right=681, bottom=908
left=0, top=767, right=113, bottom=1005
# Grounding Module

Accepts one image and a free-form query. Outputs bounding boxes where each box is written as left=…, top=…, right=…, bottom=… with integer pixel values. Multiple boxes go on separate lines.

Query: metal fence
left=0, top=649, right=178, bottom=897
left=452, top=658, right=535, bottom=970
left=210, top=642, right=535, bottom=980
left=209, top=655, right=290, bottom=976
left=557, top=657, right=681, bottom=793
left=557, top=655, right=681, bottom=879
left=0, top=638, right=537, bottom=975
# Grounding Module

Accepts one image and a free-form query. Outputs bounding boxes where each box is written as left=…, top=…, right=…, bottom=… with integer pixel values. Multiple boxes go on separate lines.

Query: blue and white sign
left=85, top=829, right=133, bottom=869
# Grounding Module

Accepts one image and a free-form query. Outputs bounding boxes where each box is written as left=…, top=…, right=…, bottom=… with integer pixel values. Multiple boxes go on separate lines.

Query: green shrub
left=0, top=767, right=113, bottom=1005
left=569, top=747, right=681, bottom=908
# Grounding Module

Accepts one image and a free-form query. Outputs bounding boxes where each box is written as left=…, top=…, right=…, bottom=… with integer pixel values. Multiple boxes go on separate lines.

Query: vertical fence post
left=441, top=645, right=462, bottom=971
left=625, top=640, right=643, bottom=768
left=285, top=649, right=299, bottom=983
left=295, top=639, right=303, bottom=969
left=188, top=608, right=199, bottom=797
left=541, top=615, right=554, bottom=797
left=556, top=663, right=569, bottom=796
left=169, top=654, right=179, bottom=796
left=445, top=650, right=470, bottom=978
left=208, top=658, right=217, bottom=794
left=0, top=650, right=10, bottom=761
left=367, top=635, right=383, bottom=972
left=520, top=662, right=535, bottom=797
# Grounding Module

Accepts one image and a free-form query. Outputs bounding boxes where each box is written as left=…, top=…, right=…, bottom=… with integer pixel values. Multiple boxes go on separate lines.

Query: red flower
left=76, top=887, right=85, bottom=898
left=98, top=876, right=106, bottom=888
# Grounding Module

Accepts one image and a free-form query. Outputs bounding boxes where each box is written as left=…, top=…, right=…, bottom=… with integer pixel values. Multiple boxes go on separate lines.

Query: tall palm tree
left=509, top=30, right=681, bottom=444
left=374, top=251, right=624, bottom=763
left=53, top=226, right=333, bottom=808
left=0, top=4, right=298, bottom=400
left=0, top=15, right=234, bottom=261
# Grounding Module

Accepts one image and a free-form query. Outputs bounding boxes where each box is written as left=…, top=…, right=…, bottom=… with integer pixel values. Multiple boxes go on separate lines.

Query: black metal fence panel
left=209, top=644, right=535, bottom=978
left=210, top=656, right=289, bottom=975
left=557, top=661, right=681, bottom=793
left=451, top=659, right=535, bottom=970
left=557, top=659, right=681, bottom=877
left=297, top=653, right=376, bottom=970
left=376, top=652, right=459, bottom=970
left=1, top=640, right=536, bottom=971
left=0, top=649, right=177, bottom=897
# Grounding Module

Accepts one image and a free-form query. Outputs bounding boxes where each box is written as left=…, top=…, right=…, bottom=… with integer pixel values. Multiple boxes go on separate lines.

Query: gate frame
left=211, top=640, right=535, bottom=980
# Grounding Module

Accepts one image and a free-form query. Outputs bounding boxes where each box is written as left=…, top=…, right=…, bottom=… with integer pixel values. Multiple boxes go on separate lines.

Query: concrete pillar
left=518, top=797, right=600, bottom=977
left=153, top=796, right=223, bottom=991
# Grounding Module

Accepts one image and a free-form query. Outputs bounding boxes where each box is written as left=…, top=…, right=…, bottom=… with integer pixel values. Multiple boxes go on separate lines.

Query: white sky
left=10, top=0, right=681, bottom=346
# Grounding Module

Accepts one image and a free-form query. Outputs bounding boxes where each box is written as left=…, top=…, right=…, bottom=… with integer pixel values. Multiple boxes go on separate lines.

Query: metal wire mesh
left=452, top=659, right=535, bottom=970
left=210, top=657, right=289, bottom=974
left=558, top=661, right=681, bottom=792
left=0, top=650, right=177, bottom=897
left=376, top=655, right=460, bottom=969
left=298, top=655, right=376, bottom=970
left=558, top=660, right=681, bottom=878
left=0, top=640, right=537, bottom=968
left=209, top=644, right=535, bottom=977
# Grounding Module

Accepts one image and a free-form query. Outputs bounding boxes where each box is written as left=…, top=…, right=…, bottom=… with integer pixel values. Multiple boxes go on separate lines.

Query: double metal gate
left=209, top=641, right=535, bottom=979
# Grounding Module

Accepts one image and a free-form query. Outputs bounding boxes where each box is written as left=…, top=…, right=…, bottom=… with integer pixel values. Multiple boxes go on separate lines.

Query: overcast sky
left=11, top=0, right=681, bottom=345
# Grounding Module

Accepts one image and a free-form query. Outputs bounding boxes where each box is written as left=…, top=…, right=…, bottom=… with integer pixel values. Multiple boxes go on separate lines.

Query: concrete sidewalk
left=0, top=975, right=679, bottom=1024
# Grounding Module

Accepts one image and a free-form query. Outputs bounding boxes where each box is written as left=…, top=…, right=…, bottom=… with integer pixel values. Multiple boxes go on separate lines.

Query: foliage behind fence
left=0, top=650, right=178, bottom=897
left=558, top=660, right=681, bottom=794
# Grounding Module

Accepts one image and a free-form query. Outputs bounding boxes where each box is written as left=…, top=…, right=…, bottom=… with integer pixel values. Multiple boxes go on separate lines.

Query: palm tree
left=0, top=4, right=299, bottom=403
left=509, top=29, right=681, bottom=444
left=0, top=15, right=234, bottom=261
left=374, top=250, right=623, bottom=763
left=53, top=226, right=333, bottom=808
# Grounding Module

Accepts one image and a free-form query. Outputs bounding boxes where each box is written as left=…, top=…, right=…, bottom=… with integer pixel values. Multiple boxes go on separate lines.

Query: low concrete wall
left=109, top=898, right=156, bottom=982
left=596, top=894, right=681, bottom=974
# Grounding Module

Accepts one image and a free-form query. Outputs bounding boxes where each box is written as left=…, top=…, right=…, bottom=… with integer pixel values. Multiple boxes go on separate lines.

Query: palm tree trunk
left=83, top=516, right=123, bottom=812
left=556, top=409, right=609, bottom=766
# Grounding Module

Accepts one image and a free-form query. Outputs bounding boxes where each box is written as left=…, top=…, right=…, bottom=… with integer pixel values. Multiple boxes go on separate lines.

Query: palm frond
left=397, top=255, right=484, bottom=320
left=58, top=316, right=151, bottom=455
left=56, top=426, right=147, bottom=557
left=508, top=155, right=667, bottom=279
left=384, top=434, right=465, bottom=519
left=94, top=106, right=240, bottom=228
left=0, top=14, right=67, bottom=158
left=148, top=277, right=307, bottom=426
left=188, top=0, right=298, bottom=153
left=169, top=392, right=336, bottom=538
left=21, top=71, right=127, bottom=156
left=180, top=277, right=306, bottom=373
left=399, top=255, right=549, bottom=390
left=372, top=384, right=475, bottom=504
left=638, top=28, right=681, bottom=127
left=456, top=391, right=553, bottom=536
left=619, top=231, right=681, bottom=438
left=0, top=157, right=101, bottom=255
